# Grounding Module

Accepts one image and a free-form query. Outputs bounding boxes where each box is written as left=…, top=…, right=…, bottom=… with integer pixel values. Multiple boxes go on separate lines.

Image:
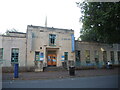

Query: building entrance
left=47, top=54, right=57, bottom=66
left=46, top=48, right=59, bottom=67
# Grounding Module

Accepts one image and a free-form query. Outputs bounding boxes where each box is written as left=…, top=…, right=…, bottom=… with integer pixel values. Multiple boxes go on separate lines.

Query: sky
left=0, top=0, right=83, bottom=39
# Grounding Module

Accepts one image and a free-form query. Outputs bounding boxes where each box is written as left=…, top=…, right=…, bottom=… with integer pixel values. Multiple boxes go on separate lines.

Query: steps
left=43, top=67, right=67, bottom=72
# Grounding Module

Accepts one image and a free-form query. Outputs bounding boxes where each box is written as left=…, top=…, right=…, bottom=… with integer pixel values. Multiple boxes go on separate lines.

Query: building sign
left=61, top=56, right=64, bottom=61
left=53, top=59, right=56, bottom=62
left=48, top=56, right=51, bottom=61
left=71, top=34, right=75, bottom=52
left=40, top=52, right=44, bottom=61
left=62, top=38, right=71, bottom=40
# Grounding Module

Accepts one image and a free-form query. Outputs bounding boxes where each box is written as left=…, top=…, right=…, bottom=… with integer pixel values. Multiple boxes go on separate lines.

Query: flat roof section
left=27, top=25, right=74, bottom=32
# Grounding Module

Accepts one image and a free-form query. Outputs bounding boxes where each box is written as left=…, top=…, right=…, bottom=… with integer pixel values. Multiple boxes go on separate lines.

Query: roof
left=75, top=40, right=120, bottom=45
left=27, top=25, right=74, bottom=31
left=1, top=35, right=26, bottom=38
left=8, top=32, right=26, bottom=34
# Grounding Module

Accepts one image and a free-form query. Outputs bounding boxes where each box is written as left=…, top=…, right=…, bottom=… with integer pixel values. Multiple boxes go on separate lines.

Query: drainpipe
left=25, top=29, right=28, bottom=70
left=25, top=40, right=27, bottom=70
left=44, top=45, right=47, bottom=67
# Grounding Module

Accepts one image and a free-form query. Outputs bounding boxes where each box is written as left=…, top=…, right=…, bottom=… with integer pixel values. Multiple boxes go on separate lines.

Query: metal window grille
left=85, top=50, right=90, bottom=63
left=49, top=34, right=56, bottom=46
left=11, top=48, right=19, bottom=63
left=0, top=48, right=3, bottom=61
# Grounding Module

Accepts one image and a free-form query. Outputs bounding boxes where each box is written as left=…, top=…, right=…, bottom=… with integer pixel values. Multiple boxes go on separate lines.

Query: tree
left=77, top=2, right=120, bottom=44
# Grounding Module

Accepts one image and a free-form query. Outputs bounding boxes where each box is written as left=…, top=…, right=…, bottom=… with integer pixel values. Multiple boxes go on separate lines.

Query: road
left=2, top=75, right=119, bottom=88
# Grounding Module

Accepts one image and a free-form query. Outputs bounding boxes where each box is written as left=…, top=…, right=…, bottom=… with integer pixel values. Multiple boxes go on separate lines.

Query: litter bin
left=14, top=64, right=19, bottom=78
left=69, top=66, right=75, bottom=76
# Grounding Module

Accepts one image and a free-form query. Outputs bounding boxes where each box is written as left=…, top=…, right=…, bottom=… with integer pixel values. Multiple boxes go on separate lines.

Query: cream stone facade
left=75, top=41, right=120, bottom=67
left=1, top=32, right=26, bottom=67
left=26, top=25, right=75, bottom=69
left=0, top=25, right=75, bottom=70
left=0, top=25, right=120, bottom=71
left=0, top=36, right=2, bottom=48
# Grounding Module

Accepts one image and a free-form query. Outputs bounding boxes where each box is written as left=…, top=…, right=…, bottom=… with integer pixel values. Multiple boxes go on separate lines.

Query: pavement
left=2, top=67, right=119, bottom=80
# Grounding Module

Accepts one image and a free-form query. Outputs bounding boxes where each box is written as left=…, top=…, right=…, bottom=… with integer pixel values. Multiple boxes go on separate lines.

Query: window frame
left=118, top=51, right=120, bottom=64
left=76, top=50, right=81, bottom=62
left=64, top=52, right=68, bottom=61
left=49, top=34, right=56, bottom=46
left=85, top=50, right=90, bottom=63
left=110, top=51, right=114, bottom=64
left=94, top=50, right=99, bottom=63
left=11, top=48, right=19, bottom=63
left=0, top=48, right=3, bottom=61
left=103, top=51, right=107, bottom=64
left=35, top=52, right=40, bottom=61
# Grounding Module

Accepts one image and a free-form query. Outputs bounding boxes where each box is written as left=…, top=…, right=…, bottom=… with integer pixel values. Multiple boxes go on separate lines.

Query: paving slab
left=2, top=67, right=119, bottom=80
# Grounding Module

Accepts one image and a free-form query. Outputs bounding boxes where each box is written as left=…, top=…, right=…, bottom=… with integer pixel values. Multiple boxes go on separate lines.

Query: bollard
left=14, top=64, right=19, bottom=78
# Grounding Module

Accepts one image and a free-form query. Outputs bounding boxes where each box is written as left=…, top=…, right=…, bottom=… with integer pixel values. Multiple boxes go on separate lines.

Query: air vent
left=40, top=47, right=42, bottom=49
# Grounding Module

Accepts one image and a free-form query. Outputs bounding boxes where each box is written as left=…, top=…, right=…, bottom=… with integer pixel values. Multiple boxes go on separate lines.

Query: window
left=76, top=50, right=80, bottom=62
left=35, top=52, right=40, bottom=61
left=103, top=51, right=107, bottom=64
left=75, top=50, right=81, bottom=66
left=11, top=48, right=19, bottom=63
left=110, top=51, right=114, bottom=64
left=49, top=34, right=56, bottom=46
left=85, top=50, right=90, bottom=63
left=32, top=33, right=35, bottom=38
left=94, top=50, right=99, bottom=64
left=64, top=52, right=68, bottom=61
left=40, top=52, right=44, bottom=61
left=0, top=48, right=3, bottom=61
left=118, top=51, right=120, bottom=64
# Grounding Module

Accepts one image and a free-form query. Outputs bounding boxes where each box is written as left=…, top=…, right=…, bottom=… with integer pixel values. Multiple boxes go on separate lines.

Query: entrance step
left=44, top=67, right=67, bottom=72
left=35, top=68, right=43, bottom=72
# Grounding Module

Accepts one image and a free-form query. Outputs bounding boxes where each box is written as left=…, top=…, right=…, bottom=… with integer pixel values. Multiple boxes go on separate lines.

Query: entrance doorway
left=46, top=48, right=58, bottom=67
left=47, top=54, right=57, bottom=66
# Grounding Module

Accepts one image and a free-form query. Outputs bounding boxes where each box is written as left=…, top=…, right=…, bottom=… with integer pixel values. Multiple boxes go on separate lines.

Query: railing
left=62, top=60, right=75, bottom=70
left=75, top=60, right=106, bottom=68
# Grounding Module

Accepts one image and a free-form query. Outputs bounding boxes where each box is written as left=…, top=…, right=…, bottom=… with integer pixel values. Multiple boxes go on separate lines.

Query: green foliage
left=77, top=2, right=120, bottom=44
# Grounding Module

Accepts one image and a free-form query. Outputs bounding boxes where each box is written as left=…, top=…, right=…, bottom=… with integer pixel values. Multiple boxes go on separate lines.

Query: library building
left=0, top=25, right=120, bottom=72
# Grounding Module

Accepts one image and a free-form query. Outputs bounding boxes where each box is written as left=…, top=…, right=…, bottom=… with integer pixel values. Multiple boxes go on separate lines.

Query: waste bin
left=14, top=64, right=19, bottom=78
left=69, top=66, right=75, bottom=76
